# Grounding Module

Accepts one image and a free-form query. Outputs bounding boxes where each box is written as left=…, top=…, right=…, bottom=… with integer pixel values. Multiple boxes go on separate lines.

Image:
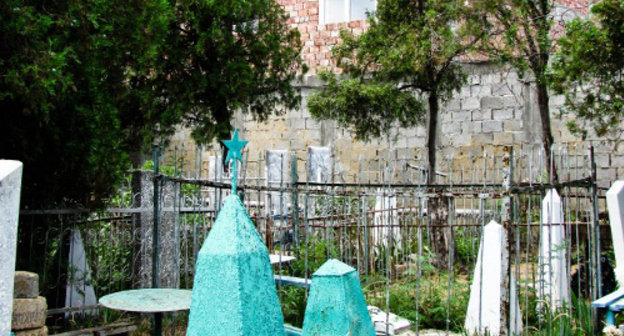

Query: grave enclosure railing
left=17, top=144, right=613, bottom=334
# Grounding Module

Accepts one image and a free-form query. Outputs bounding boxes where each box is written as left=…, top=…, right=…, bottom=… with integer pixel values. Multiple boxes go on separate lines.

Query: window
left=320, top=0, right=376, bottom=25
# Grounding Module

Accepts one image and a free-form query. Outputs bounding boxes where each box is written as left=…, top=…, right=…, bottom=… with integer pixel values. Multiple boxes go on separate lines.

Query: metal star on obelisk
left=222, top=129, right=248, bottom=194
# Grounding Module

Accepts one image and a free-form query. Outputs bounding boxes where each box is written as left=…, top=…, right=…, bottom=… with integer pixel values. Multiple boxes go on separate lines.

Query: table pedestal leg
left=153, top=312, right=163, bottom=336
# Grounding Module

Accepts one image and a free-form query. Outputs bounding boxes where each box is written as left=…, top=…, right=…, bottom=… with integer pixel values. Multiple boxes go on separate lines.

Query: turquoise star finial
left=222, top=129, right=248, bottom=194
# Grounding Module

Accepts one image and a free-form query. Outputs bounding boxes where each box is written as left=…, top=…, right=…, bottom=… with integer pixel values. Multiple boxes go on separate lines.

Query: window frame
left=318, top=0, right=376, bottom=25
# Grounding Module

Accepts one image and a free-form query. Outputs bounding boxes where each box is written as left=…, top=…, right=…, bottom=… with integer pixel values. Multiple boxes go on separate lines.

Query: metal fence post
left=152, top=146, right=162, bottom=336
left=501, top=145, right=513, bottom=336
left=291, top=154, right=300, bottom=251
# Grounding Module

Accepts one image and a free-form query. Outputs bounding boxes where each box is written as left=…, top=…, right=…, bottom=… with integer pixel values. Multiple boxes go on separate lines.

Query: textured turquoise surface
left=301, top=259, right=376, bottom=336
left=99, top=288, right=191, bottom=313
left=187, top=195, right=284, bottom=336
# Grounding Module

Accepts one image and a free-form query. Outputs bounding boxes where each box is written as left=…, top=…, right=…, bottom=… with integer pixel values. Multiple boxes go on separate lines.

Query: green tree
left=551, top=0, right=624, bottom=140
left=158, top=0, right=306, bottom=144
left=0, top=0, right=304, bottom=208
left=307, top=0, right=483, bottom=183
left=475, top=0, right=564, bottom=182
left=307, top=0, right=484, bottom=268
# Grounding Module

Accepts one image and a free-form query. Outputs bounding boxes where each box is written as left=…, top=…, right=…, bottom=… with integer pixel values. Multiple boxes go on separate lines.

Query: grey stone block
left=595, top=153, right=610, bottom=168
left=453, top=111, right=471, bottom=122
left=472, top=110, right=491, bottom=122
left=305, top=118, right=321, bottom=130
left=503, top=95, right=520, bottom=107
left=462, top=97, right=481, bottom=110
left=13, top=272, right=38, bottom=299
left=471, top=85, right=491, bottom=97
left=481, top=73, right=501, bottom=84
left=481, top=96, right=504, bottom=109
left=451, top=134, right=471, bottom=146
left=11, top=297, right=46, bottom=330
left=459, top=86, right=471, bottom=97
left=492, top=83, right=512, bottom=96
left=504, top=120, right=523, bottom=132
left=611, top=155, right=624, bottom=168
left=493, top=109, right=514, bottom=121
left=442, top=122, right=462, bottom=134
left=289, top=118, right=306, bottom=130
left=443, top=99, right=461, bottom=111
left=482, top=121, right=503, bottom=133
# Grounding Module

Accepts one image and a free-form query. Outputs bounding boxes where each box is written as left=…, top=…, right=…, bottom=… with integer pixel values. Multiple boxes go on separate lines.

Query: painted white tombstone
left=465, top=220, right=522, bottom=336
left=538, top=189, right=569, bottom=310
left=208, top=155, right=225, bottom=182
left=306, top=146, right=331, bottom=218
left=266, top=150, right=289, bottom=219
left=306, top=146, right=331, bottom=183
left=373, top=190, right=399, bottom=249
left=607, top=181, right=624, bottom=286
left=65, top=229, right=97, bottom=316
left=0, top=160, right=23, bottom=336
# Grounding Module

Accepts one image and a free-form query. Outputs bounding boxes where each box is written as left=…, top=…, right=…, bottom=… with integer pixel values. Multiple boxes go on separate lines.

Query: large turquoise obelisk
left=187, top=130, right=284, bottom=336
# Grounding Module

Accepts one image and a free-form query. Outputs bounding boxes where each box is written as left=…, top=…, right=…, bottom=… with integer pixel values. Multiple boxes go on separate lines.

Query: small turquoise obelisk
left=187, top=129, right=285, bottom=336
left=302, top=259, right=376, bottom=336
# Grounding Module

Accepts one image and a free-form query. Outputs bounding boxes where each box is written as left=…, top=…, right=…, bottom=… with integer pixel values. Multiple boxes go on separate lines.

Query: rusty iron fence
left=17, top=143, right=614, bottom=335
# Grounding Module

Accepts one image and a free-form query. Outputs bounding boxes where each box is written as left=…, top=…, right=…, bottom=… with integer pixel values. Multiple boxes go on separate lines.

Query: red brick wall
left=278, top=0, right=590, bottom=74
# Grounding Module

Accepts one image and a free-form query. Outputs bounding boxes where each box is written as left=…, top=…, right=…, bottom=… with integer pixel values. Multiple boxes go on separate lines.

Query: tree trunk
left=426, top=93, right=438, bottom=185
left=429, top=196, right=451, bottom=269
left=426, top=92, right=450, bottom=269
left=536, top=83, right=559, bottom=183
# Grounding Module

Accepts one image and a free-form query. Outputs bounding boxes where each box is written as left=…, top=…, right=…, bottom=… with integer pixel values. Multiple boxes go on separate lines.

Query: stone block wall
left=164, top=60, right=624, bottom=188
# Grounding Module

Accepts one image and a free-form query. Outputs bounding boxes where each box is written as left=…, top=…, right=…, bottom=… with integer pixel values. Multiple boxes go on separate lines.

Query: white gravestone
left=373, top=190, right=399, bottom=249
left=266, top=150, right=289, bottom=218
left=538, top=189, right=569, bottom=310
left=65, top=229, right=97, bottom=316
left=0, top=160, right=23, bottom=336
left=207, top=155, right=225, bottom=210
left=208, top=155, right=225, bottom=182
left=306, top=146, right=331, bottom=218
left=306, top=146, right=331, bottom=183
left=465, top=220, right=522, bottom=336
left=607, top=181, right=624, bottom=286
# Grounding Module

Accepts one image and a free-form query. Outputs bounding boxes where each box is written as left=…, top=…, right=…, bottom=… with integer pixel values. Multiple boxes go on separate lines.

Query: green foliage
left=162, top=0, right=307, bottom=144
left=307, top=0, right=484, bottom=179
left=278, top=286, right=307, bottom=328
left=474, top=0, right=558, bottom=180
left=551, top=0, right=624, bottom=139
left=476, top=0, right=554, bottom=84
left=289, top=237, right=340, bottom=277
left=365, top=274, right=470, bottom=332
left=454, top=227, right=479, bottom=266
left=1, top=0, right=304, bottom=209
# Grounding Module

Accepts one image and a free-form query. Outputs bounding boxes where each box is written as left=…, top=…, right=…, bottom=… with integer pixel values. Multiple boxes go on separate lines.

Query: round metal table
left=100, top=288, right=192, bottom=336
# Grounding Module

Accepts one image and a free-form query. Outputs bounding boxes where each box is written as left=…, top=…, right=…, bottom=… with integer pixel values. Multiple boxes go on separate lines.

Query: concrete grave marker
left=187, top=194, right=284, bottom=336
left=131, top=171, right=180, bottom=288
left=538, top=189, right=569, bottom=310
left=607, top=181, right=624, bottom=286
left=208, top=155, right=225, bottom=182
left=302, top=259, right=376, bottom=336
left=465, top=220, right=522, bottom=336
left=65, top=229, right=97, bottom=316
left=265, top=150, right=289, bottom=217
left=373, top=190, right=399, bottom=249
left=306, top=146, right=331, bottom=183
left=188, top=131, right=284, bottom=336
left=0, top=160, right=23, bottom=336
